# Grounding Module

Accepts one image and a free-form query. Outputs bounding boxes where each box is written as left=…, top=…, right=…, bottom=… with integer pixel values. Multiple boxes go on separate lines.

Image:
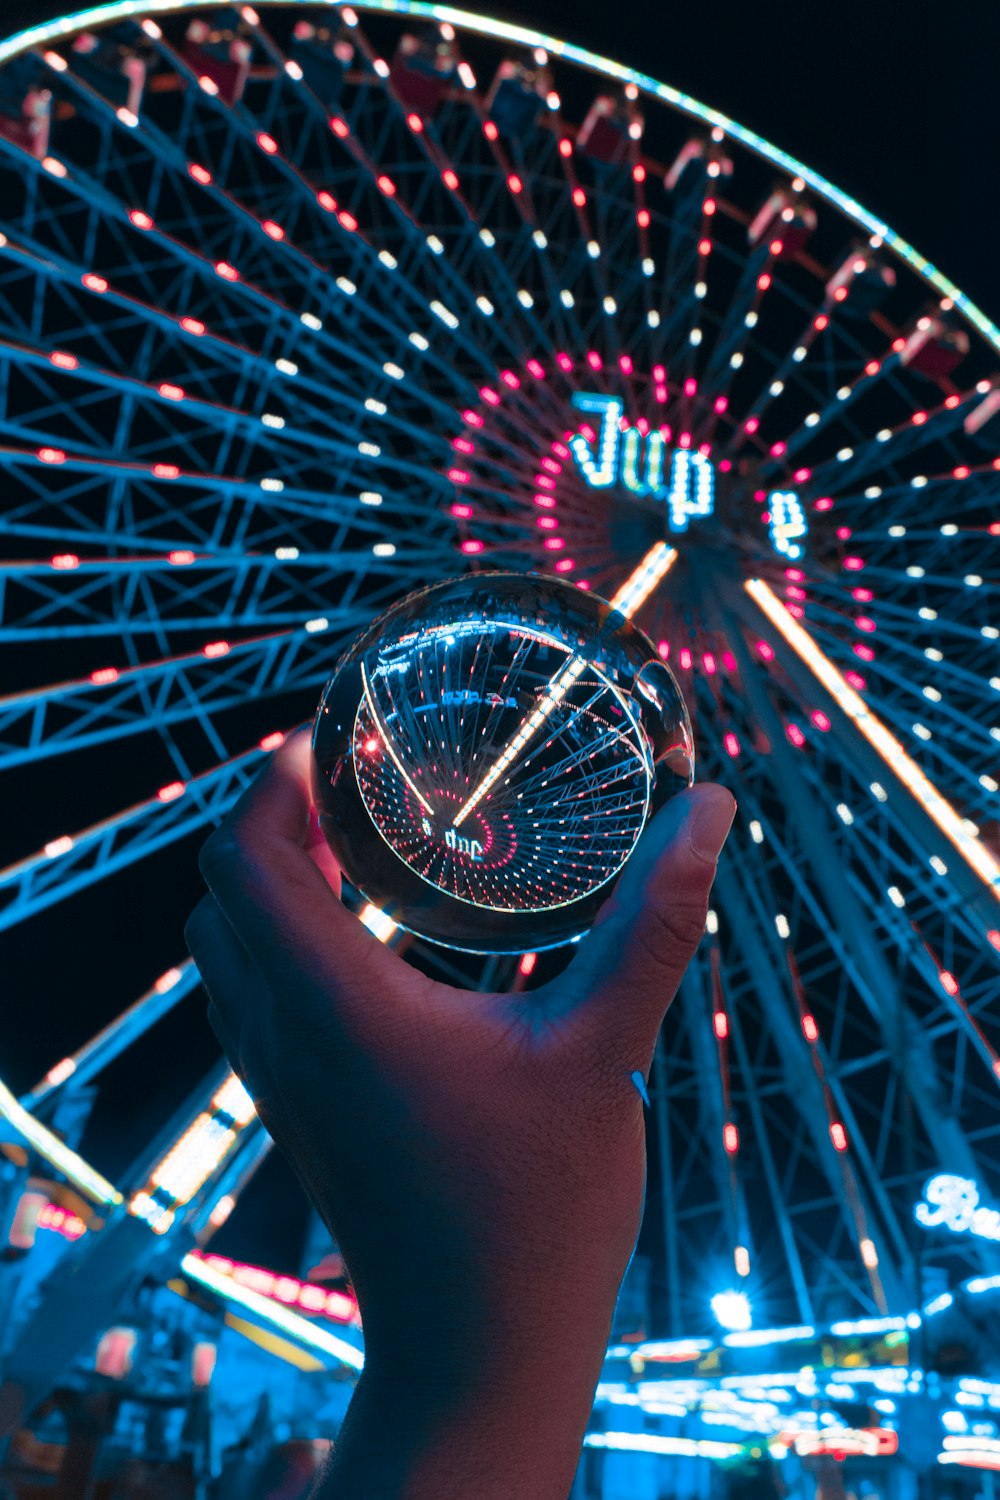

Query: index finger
left=198, top=727, right=408, bottom=1005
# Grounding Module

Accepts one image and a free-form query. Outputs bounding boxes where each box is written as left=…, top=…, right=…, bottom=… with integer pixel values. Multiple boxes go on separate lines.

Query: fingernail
left=689, top=790, right=737, bottom=864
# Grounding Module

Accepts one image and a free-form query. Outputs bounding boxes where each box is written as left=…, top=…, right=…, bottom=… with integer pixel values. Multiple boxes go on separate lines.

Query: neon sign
left=915, top=1174, right=1000, bottom=1243
left=568, top=392, right=807, bottom=558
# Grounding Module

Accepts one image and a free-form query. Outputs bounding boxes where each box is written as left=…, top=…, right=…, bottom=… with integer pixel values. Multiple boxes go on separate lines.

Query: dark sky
left=2, top=0, right=998, bottom=1276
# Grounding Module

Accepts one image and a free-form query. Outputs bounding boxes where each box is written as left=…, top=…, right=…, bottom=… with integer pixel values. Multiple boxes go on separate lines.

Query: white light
left=706, top=909, right=719, bottom=934
left=261, top=413, right=285, bottom=428
left=730, top=350, right=743, bottom=368
left=300, top=312, right=322, bottom=330
left=906, top=566, right=925, bottom=578
left=805, top=412, right=820, bottom=426
left=587, top=240, right=600, bottom=258
left=479, top=228, right=495, bottom=247
left=911, top=475, right=928, bottom=488
left=533, top=229, right=548, bottom=249
left=260, top=477, right=284, bottom=492
left=383, top=362, right=404, bottom=379
left=373, top=542, right=395, bottom=557
left=364, top=398, right=386, bottom=416
left=941, top=523, right=958, bottom=535
left=837, top=447, right=853, bottom=461
left=648, top=309, right=661, bottom=327
left=430, top=300, right=459, bottom=328
left=695, top=280, right=707, bottom=298
left=770, top=380, right=784, bottom=397
left=918, top=607, right=938, bottom=620
left=870, top=782, right=887, bottom=801
left=887, top=886, right=905, bottom=908
left=837, top=385, right=851, bottom=400
left=888, top=523, right=905, bottom=535
left=965, top=574, right=983, bottom=587
left=359, top=491, right=382, bottom=506
left=359, top=903, right=398, bottom=941
left=476, top=296, right=494, bottom=316
left=749, top=820, right=764, bottom=843
left=426, top=235, right=444, bottom=254
left=560, top=289, right=575, bottom=308
left=712, top=1290, right=752, bottom=1332
left=922, top=685, right=942, bottom=702
left=836, top=804, right=854, bottom=825
left=913, top=724, right=932, bottom=740
left=930, top=855, right=948, bottom=875
left=642, top=257, right=655, bottom=275
left=305, top=617, right=329, bottom=633
left=408, top=331, right=429, bottom=350
left=868, top=487, right=884, bottom=499
left=775, top=913, right=790, bottom=938
left=358, top=441, right=380, bottom=457
left=793, top=346, right=807, bottom=361
left=981, top=775, right=999, bottom=792
left=275, top=358, right=298, bottom=375
left=336, top=276, right=356, bottom=296
left=274, top=546, right=299, bottom=560
left=745, top=311, right=758, bottom=328
left=689, top=327, right=702, bottom=345
left=517, top=288, right=535, bottom=308
left=603, top=296, right=617, bottom=314
left=877, top=428, right=892, bottom=442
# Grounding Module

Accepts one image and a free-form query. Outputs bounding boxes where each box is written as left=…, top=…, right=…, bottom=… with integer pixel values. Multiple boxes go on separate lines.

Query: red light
left=744, top=416, right=760, bottom=434
left=556, top=352, right=573, bottom=371
left=722, top=651, right=736, bottom=672
left=50, top=350, right=79, bottom=370
left=555, top=558, right=574, bottom=572
left=507, top=173, right=522, bottom=194
left=82, top=273, right=108, bottom=293
left=865, top=360, right=880, bottom=376
left=257, top=132, right=278, bottom=154
left=480, top=387, right=500, bottom=405
left=526, top=359, right=545, bottom=378
left=953, top=465, right=970, bottom=479
left=912, top=410, right=928, bottom=426
left=337, top=211, right=357, bottom=232
left=259, top=731, right=285, bottom=752
left=158, top=382, right=185, bottom=402
left=450, top=503, right=473, bottom=518
left=51, top=553, right=78, bottom=569
left=679, top=648, right=692, bottom=670
left=844, top=556, right=864, bottom=571
left=377, top=175, right=396, bottom=196
left=129, top=209, right=153, bottom=230
left=317, top=191, right=336, bottom=212
left=698, top=237, right=712, bottom=255
left=756, top=640, right=774, bottom=661
left=724, top=1123, right=739, bottom=1155
left=543, top=537, right=565, bottom=551
left=587, top=351, right=602, bottom=371
left=330, top=117, right=349, bottom=137
left=703, top=652, right=717, bottom=674
left=214, top=262, right=238, bottom=281
left=758, top=273, right=772, bottom=290
left=636, top=208, right=650, bottom=228
left=988, top=930, right=1000, bottom=952
left=203, top=641, right=230, bottom=658
left=180, top=316, right=206, bottom=335
left=703, top=198, right=716, bottom=215
left=157, top=781, right=185, bottom=802
left=407, top=112, right=424, bottom=132
left=786, top=723, right=806, bottom=747
left=632, top=163, right=646, bottom=183
left=461, top=539, right=484, bottom=554
left=833, top=285, right=848, bottom=301
left=519, top=952, right=537, bottom=976
left=830, top=1122, right=848, bottom=1152
left=684, top=377, right=697, bottom=398
left=442, top=169, right=459, bottom=190
left=447, top=468, right=470, bottom=484
left=853, top=643, right=875, bottom=662
left=168, top=550, right=195, bottom=565
left=723, top=731, right=740, bottom=757
left=153, top=463, right=179, bottom=478
left=38, top=447, right=66, bottom=464
left=939, top=970, right=959, bottom=996
left=811, top=711, right=831, bottom=731
left=770, top=440, right=786, bottom=457
left=462, top=409, right=483, bottom=427
left=814, top=314, right=829, bottom=330
left=845, top=671, right=866, bottom=691
left=483, top=120, right=499, bottom=141
left=501, top=369, right=520, bottom=388
left=558, top=137, right=572, bottom=157
left=713, top=1011, right=729, bottom=1039
left=769, top=238, right=783, bottom=256
left=572, top=187, right=586, bottom=207
left=263, top=220, right=286, bottom=241
left=802, top=1014, right=819, bottom=1042
left=855, top=615, right=876, bottom=633
left=188, top=163, right=213, bottom=184
left=363, top=737, right=379, bottom=753
left=90, top=667, right=119, bottom=685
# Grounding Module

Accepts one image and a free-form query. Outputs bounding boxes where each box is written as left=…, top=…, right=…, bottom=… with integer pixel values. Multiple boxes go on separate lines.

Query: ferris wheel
left=0, top=0, right=998, bottom=1383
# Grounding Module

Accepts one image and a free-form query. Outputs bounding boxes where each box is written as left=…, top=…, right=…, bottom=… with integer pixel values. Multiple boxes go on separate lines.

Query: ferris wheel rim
left=2, top=0, right=998, bottom=358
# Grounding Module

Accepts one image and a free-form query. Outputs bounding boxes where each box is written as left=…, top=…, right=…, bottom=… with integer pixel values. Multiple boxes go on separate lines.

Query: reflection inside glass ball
left=313, top=572, right=694, bottom=953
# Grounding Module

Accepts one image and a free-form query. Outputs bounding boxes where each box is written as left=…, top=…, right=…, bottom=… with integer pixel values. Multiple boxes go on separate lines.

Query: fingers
left=196, top=726, right=405, bottom=1010
left=563, top=783, right=736, bottom=1060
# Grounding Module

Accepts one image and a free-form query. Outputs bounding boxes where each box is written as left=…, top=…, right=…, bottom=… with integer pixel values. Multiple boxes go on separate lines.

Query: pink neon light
left=39, top=447, right=66, bottom=464
left=811, top=712, right=831, bottom=732
left=679, top=648, right=692, bottom=670
left=463, top=410, right=484, bottom=427
left=845, top=671, right=867, bottom=691
left=83, top=274, right=108, bottom=292
left=442, top=170, right=459, bottom=190
left=953, top=465, right=970, bottom=479
left=699, top=236, right=712, bottom=255
left=376, top=175, right=396, bottom=196
left=830, top=1122, right=848, bottom=1152
left=853, top=643, right=875, bottom=662
left=723, top=732, right=740, bottom=757
left=556, top=353, right=573, bottom=372
left=188, top=163, right=212, bottom=185
left=633, top=163, right=646, bottom=183
left=214, top=262, right=238, bottom=282
left=256, top=132, right=278, bottom=155
left=786, top=723, right=806, bottom=747
left=196, top=1252, right=358, bottom=1324
left=714, top=395, right=728, bottom=414
left=684, top=377, right=697, bottom=398
left=483, top=120, right=499, bottom=141
left=703, top=198, right=716, bottom=215
left=865, top=360, right=880, bottom=376
left=555, top=558, right=574, bottom=572
left=153, top=463, right=179, bottom=478
left=537, top=516, right=557, bottom=531
left=814, top=497, right=834, bottom=511
left=844, top=556, right=864, bottom=571
left=407, top=112, right=423, bottom=132
left=657, top=641, right=670, bottom=660
left=450, top=503, right=473, bottom=518
left=180, top=317, right=206, bottom=335
left=317, top=191, right=336, bottom=212
left=558, top=137, right=572, bottom=157
left=447, top=468, right=470, bottom=484
left=460, top=539, right=484, bottom=554
left=655, top=385, right=667, bottom=402
left=939, top=970, right=959, bottom=996
left=501, top=370, right=520, bottom=388
left=507, top=173, right=523, bottom=194
left=203, top=641, right=230, bottom=658
left=51, top=553, right=78, bottom=569
left=785, top=567, right=804, bottom=582
left=855, top=616, right=876, bottom=633
left=744, top=416, right=760, bottom=434
left=452, top=437, right=474, bottom=454
left=794, top=467, right=811, bottom=482
left=129, top=209, right=153, bottom=230
left=770, top=440, right=786, bottom=457
left=722, top=651, right=736, bottom=672
left=636, top=208, right=650, bottom=227
left=262, top=220, right=284, bottom=240
left=543, top=537, right=565, bottom=551
left=703, top=652, right=717, bottom=674
left=480, top=387, right=500, bottom=405
left=723, top=1123, right=739, bottom=1155
left=260, top=732, right=285, bottom=752
left=526, top=360, right=545, bottom=378
left=90, top=667, right=119, bottom=685
left=551, top=442, right=570, bottom=459
left=619, top=354, right=633, bottom=374
left=837, top=526, right=853, bottom=540
left=329, top=117, right=349, bottom=137
left=713, top=1011, right=729, bottom=1040
left=572, top=187, right=586, bottom=208
left=757, top=640, right=774, bottom=660
left=802, top=1014, right=819, bottom=1042
left=338, top=211, right=357, bottom=232
left=786, top=603, right=803, bottom=618
left=158, top=781, right=185, bottom=802
left=168, top=550, right=195, bottom=565
left=758, top=272, right=772, bottom=291
left=586, top=351, right=602, bottom=371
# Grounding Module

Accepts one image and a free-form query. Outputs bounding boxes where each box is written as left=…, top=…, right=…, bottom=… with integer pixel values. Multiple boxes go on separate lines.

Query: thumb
left=563, top=783, right=736, bottom=1059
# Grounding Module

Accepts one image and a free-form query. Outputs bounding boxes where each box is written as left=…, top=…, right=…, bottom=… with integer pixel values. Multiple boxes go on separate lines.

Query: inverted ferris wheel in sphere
left=0, top=0, right=998, bottom=1349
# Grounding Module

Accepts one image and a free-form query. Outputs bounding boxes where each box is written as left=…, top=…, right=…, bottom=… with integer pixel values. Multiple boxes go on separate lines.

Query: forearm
left=310, top=1319, right=612, bottom=1500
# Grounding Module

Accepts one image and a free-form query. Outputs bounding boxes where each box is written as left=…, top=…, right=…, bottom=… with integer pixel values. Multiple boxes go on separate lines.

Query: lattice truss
left=0, top=0, right=997, bottom=1366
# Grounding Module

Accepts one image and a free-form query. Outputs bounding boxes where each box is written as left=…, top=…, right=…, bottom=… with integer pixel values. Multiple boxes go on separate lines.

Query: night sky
left=3, top=0, right=999, bottom=1275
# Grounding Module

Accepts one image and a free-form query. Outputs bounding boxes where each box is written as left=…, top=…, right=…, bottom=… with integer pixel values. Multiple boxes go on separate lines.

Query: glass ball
left=312, top=571, right=694, bottom=953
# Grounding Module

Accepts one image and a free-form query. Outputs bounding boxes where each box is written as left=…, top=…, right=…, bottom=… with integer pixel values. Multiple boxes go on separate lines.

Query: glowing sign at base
left=569, top=392, right=806, bottom=558
left=915, top=1175, right=1000, bottom=1243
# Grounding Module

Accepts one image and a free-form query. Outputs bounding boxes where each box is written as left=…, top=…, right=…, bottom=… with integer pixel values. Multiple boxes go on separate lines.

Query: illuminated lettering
left=915, top=1174, right=1000, bottom=1243
left=445, top=827, right=484, bottom=861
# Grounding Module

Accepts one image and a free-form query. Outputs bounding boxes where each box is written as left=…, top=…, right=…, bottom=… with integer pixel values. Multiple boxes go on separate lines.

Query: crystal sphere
left=312, top=572, right=694, bottom=953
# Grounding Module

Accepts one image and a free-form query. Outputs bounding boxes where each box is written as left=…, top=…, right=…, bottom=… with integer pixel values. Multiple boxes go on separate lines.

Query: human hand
left=186, top=728, right=735, bottom=1498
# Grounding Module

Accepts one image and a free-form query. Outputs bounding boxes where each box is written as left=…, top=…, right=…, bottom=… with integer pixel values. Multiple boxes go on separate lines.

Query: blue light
left=916, top=1174, right=1000, bottom=1243
left=712, top=1290, right=752, bottom=1332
